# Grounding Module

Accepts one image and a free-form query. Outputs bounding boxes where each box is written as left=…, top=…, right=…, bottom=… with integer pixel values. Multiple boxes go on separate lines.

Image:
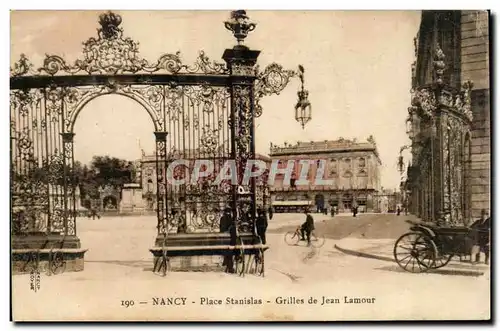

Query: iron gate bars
left=10, top=10, right=308, bottom=238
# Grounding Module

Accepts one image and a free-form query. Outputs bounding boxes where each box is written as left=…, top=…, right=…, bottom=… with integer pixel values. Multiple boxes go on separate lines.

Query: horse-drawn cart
left=393, top=220, right=486, bottom=273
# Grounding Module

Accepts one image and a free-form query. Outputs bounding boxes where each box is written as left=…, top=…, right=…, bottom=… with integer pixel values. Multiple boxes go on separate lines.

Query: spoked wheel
left=284, top=231, right=300, bottom=246
left=49, top=251, right=67, bottom=275
left=153, top=250, right=170, bottom=276
left=254, top=250, right=264, bottom=276
left=310, top=232, right=325, bottom=248
left=234, top=237, right=245, bottom=276
left=393, top=232, right=437, bottom=273
left=251, top=237, right=265, bottom=276
left=22, top=252, right=39, bottom=274
left=432, top=253, right=454, bottom=269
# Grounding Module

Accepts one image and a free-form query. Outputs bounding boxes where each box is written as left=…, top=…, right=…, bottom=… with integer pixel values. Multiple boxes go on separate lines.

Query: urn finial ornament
left=433, top=44, right=446, bottom=86
left=224, top=10, right=257, bottom=46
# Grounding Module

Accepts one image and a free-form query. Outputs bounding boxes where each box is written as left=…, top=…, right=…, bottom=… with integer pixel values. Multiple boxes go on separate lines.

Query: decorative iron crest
left=10, top=11, right=229, bottom=77
left=254, top=63, right=298, bottom=117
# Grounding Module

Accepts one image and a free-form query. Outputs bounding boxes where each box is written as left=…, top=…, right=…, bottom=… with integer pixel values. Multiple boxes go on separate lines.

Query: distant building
left=268, top=137, right=382, bottom=213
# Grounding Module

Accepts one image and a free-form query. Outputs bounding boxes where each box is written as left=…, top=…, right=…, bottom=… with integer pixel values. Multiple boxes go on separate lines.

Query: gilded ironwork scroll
left=11, top=12, right=228, bottom=77
left=254, top=63, right=297, bottom=117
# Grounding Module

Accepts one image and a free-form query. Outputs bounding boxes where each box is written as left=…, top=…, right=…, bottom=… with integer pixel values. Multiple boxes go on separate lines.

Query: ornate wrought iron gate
left=11, top=11, right=298, bottom=253
left=406, top=45, right=473, bottom=226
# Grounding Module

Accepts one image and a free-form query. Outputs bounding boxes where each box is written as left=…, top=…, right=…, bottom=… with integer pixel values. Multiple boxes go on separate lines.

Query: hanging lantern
left=294, top=65, right=312, bottom=129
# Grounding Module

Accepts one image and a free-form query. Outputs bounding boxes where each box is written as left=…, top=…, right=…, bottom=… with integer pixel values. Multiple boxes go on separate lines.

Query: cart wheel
left=49, top=251, right=67, bottom=275
left=432, top=253, right=453, bottom=269
left=394, top=232, right=437, bottom=273
left=255, top=250, right=264, bottom=276
left=252, top=237, right=265, bottom=276
left=284, top=231, right=300, bottom=246
left=153, top=252, right=170, bottom=276
left=234, top=237, right=245, bottom=276
left=22, top=252, right=39, bottom=274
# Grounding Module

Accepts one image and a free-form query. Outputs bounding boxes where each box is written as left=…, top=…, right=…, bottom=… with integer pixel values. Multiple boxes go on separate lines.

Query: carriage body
left=393, top=220, right=476, bottom=273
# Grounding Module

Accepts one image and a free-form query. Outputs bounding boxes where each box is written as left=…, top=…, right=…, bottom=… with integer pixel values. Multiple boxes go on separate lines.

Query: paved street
left=12, top=213, right=490, bottom=321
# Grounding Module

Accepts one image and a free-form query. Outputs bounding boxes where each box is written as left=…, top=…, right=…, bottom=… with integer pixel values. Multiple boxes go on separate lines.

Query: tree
left=89, top=156, right=134, bottom=188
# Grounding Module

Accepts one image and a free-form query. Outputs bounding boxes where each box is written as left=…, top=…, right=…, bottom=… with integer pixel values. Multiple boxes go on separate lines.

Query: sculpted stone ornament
left=458, top=80, right=474, bottom=122
left=433, top=44, right=446, bottom=86
left=367, top=135, right=376, bottom=147
left=410, top=88, right=436, bottom=118
left=224, top=10, right=257, bottom=46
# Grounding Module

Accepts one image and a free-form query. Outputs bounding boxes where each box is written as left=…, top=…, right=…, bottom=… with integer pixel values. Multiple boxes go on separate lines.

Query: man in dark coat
left=219, top=208, right=235, bottom=273
left=300, top=209, right=315, bottom=246
left=470, top=209, right=491, bottom=265
left=219, top=207, right=232, bottom=233
left=256, top=208, right=268, bottom=245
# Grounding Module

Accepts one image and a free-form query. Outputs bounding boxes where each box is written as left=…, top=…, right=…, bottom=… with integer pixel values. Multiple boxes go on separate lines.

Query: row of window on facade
left=276, top=158, right=369, bottom=178
left=276, top=157, right=367, bottom=168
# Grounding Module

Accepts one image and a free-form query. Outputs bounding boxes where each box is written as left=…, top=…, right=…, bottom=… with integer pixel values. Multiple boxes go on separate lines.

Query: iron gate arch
left=11, top=11, right=303, bottom=271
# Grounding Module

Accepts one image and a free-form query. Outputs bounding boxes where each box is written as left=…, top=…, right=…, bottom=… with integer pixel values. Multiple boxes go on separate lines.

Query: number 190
left=121, top=300, right=135, bottom=308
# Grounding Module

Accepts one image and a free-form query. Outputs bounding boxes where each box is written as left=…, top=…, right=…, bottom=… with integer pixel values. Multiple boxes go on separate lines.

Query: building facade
left=269, top=137, right=382, bottom=213
left=405, top=10, right=490, bottom=224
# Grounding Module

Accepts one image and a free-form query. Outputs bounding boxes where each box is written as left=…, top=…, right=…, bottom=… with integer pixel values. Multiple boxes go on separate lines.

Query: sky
left=10, top=10, right=422, bottom=190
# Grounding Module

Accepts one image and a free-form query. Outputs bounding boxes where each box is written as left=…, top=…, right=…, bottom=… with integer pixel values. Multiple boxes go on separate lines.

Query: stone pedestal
left=150, top=232, right=266, bottom=272
left=11, top=234, right=87, bottom=274
left=120, top=183, right=145, bottom=213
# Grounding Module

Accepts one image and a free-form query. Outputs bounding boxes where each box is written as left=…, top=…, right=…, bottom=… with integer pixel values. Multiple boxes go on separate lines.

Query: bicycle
left=284, top=226, right=325, bottom=248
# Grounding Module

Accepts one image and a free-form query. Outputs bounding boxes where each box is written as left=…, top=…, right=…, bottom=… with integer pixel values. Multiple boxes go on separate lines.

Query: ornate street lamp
left=295, top=65, right=312, bottom=129
left=225, top=10, right=312, bottom=129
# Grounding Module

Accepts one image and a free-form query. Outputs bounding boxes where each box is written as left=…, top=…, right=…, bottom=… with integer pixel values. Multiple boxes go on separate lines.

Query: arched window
left=329, top=159, right=338, bottom=176
left=344, top=158, right=352, bottom=169
left=147, top=179, right=154, bottom=193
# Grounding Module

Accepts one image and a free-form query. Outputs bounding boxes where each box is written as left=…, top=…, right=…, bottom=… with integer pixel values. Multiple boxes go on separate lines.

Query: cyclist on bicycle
left=300, top=208, right=315, bottom=246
